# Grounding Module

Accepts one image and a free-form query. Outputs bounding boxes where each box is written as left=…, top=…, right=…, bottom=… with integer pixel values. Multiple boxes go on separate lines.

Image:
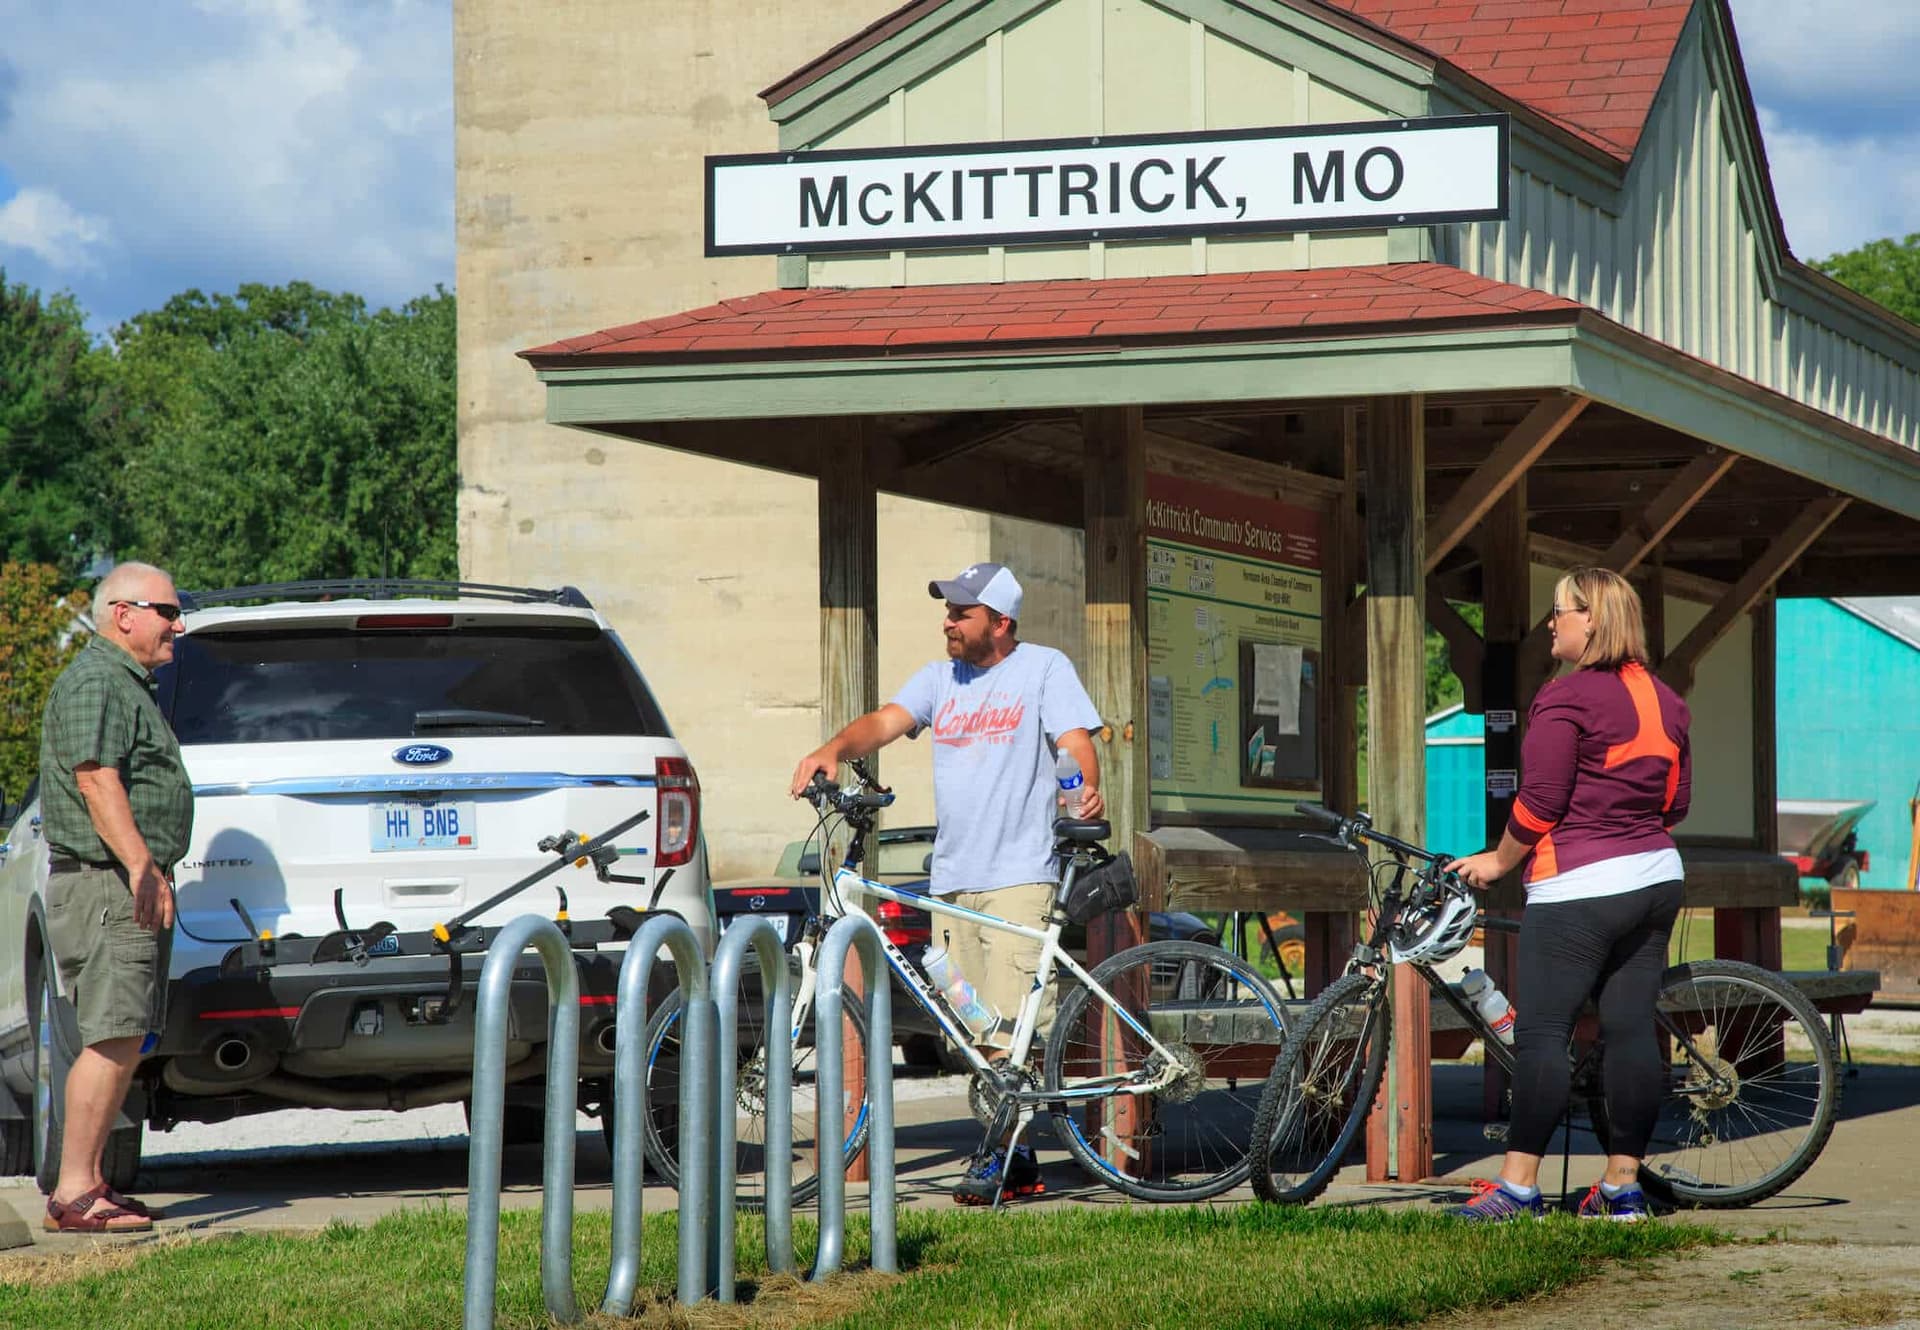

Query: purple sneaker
left=1452, top=1178, right=1545, bottom=1223
left=1577, top=1183, right=1651, bottom=1222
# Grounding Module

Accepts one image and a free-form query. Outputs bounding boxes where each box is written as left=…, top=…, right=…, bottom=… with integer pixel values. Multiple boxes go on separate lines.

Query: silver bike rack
left=462, top=914, right=584, bottom=1330
left=601, top=913, right=714, bottom=1315
left=810, top=913, right=897, bottom=1282
left=710, top=917, right=795, bottom=1300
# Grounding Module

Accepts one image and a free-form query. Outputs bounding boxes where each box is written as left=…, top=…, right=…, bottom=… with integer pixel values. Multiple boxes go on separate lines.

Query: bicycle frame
left=783, top=846, right=1192, bottom=1106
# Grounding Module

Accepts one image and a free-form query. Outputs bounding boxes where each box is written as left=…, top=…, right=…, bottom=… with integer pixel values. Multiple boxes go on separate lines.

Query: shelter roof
left=1319, top=1, right=1693, bottom=159
left=1833, top=599, right=1920, bottom=655
left=519, top=262, right=1580, bottom=366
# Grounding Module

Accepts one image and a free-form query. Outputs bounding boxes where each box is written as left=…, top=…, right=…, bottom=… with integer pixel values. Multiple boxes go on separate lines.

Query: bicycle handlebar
left=804, top=768, right=897, bottom=818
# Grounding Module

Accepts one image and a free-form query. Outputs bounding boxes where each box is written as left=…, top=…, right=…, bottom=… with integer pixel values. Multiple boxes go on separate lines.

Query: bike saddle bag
left=1061, top=850, right=1138, bottom=924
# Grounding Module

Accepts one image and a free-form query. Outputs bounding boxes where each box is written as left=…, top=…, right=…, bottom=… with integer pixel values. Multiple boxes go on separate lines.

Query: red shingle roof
left=520, top=263, right=1581, bottom=364
left=1319, top=0, right=1694, bottom=159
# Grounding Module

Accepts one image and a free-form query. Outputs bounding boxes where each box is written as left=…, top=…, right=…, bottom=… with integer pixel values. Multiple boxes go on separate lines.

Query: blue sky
left=0, top=1, right=1915, bottom=335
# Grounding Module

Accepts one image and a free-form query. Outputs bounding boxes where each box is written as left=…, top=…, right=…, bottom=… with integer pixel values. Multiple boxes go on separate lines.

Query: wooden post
left=817, top=418, right=875, bottom=1182
left=1081, top=405, right=1150, bottom=1170
left=1479, top=482, right=1528, bottom=1123
left=1310, top=408, right=1363, bottom=997
left=1361, top=395, right=1431, bottom=1183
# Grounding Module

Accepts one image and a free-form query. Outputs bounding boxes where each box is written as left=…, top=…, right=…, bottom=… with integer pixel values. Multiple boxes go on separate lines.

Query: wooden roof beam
left=894, top=411, right=1039, bottom=470
left=1658, top=496, right=1851, bottom=695
left=1595, top=447, right=1739, bottom=575
left=1423, top=393, right=1589, bottom=576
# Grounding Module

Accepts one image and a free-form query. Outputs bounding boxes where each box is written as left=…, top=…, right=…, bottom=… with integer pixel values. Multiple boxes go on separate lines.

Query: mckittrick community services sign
left=705, top=113, right=1506, bottom=256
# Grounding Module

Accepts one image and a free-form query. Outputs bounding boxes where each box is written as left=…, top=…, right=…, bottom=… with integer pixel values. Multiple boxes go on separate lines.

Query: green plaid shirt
left=38, top=634, right=193, bottom=870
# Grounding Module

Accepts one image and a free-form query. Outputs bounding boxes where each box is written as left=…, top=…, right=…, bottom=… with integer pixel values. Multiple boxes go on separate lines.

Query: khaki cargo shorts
left=944, top=881, right=1062, bottom=1051
left=45, top=863, right=172, bottom=1049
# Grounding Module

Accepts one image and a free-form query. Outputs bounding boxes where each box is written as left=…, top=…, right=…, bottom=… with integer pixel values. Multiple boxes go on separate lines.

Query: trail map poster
left=1146, top=472, right=1324, bottom=818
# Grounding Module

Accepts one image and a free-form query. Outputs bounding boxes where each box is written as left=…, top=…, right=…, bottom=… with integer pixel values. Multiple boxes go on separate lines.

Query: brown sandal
left=44, top=1183, right=154, bottom=1234
left=104, top=1187, right=160, bottom=1220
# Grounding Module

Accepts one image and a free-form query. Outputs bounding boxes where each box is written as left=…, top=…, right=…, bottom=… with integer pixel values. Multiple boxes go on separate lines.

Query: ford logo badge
left=393, top=744, right=453, bottom=767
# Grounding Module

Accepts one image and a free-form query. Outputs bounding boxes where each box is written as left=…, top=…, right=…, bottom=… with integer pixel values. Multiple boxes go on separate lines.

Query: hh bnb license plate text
left=371, top=801, right=476, bottom=852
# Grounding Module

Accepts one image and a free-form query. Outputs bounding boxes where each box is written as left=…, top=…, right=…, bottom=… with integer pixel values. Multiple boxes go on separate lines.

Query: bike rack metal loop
left=710, top=917, right=795, bottom=1301
left=601, top=913, right=714, bottom=1316
left=810, top=913, right=897, bottom=1282
left=463, top=914, right=583, bottom=1330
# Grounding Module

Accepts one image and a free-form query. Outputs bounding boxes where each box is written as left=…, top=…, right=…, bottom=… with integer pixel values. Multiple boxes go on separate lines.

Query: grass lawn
left=1669, top=913, right=1829, bottom=972
left=0, top=1201, right=1722, bottom=1330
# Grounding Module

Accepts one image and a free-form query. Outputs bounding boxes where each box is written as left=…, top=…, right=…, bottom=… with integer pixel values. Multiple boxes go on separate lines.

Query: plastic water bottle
left=1461, top=967, right=1516, bottom=1045
left=922, top=945, right=1001, bottom=1039
left=1055, top=749, right=1085, bottom=817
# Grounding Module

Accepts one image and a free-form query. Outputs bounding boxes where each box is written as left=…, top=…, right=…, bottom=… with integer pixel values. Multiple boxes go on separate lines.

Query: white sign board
left=707, top=114, right=1508, bottom=256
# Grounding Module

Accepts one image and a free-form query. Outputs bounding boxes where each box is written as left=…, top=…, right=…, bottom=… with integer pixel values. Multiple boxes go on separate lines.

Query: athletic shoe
left=1451, top=1178, right=1545, bottom=1223
left=952, top=1144, right=1045, bottom=1205
left=1577, top=1183, right=1651, bottom=1222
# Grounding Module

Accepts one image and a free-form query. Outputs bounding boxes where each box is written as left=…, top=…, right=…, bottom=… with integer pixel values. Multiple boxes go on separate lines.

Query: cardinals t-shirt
left=891, top=642, right=1103, bottom=895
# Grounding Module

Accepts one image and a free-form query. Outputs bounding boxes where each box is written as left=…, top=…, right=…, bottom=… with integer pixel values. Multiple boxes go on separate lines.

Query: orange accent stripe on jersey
left=1512, top=798, right=1557, bottom=835
left=1604, top=661, right=1681, bottom=810
left=1529, top=832, right=1558, bottom=882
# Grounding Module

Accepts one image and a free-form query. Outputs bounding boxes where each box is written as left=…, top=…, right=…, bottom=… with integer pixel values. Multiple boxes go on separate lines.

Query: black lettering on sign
left=1293, top=151, right=1343, bottom=205
left=970, top=167, right=1007, bottom=220
left=1130, top=159, right=1174, bottom=212
left=858, top=181, right=893, bottom=225
left=1186, top=155, right=1227, bottom=209
left=1354, top=146, right=1404, bottom=201
left=800, top=176, right=848, bottom=228
left=951, top=170, right=964, bottom=221
left=1013, top=164, right=1053, bottom=217
left=905, top=170, right=944, bottom=222
left=1059, top=163, right=1098, bottom=216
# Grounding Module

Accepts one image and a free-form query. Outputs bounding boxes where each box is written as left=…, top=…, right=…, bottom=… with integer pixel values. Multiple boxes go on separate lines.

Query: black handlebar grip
left=1294, top=802, right=1343, bottom=828
left=853, top=793, right=894, bottom=809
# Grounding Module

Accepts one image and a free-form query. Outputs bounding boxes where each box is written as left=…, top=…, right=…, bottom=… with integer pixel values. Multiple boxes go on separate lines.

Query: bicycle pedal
left=1482, top=1122, right=1509, bottom=1143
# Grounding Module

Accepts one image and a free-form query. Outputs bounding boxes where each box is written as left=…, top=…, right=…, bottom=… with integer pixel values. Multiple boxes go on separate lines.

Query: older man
left=38, top=561, right=191, bottom=1234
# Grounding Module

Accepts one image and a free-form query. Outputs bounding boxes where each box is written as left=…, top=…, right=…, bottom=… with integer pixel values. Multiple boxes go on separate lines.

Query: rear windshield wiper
left=413, top=709, right=548, bottom=730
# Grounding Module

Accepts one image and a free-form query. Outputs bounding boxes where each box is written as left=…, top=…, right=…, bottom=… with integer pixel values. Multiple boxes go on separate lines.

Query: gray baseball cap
left=929, top=562, right=1024, bottom=620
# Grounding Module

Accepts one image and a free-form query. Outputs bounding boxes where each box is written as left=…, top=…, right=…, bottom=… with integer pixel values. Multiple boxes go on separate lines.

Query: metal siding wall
left=1424, top=724, right=1487, bottom=859
left=1777, top=599, right=1920, bottom=890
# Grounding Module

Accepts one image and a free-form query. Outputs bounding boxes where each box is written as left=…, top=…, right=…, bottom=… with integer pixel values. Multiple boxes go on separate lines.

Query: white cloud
left=0, top=1, right=450, bottom=325
left=1727, top=1, right=1920, bottom=112
left=0, top=186, right=111, bottom=272
left=1757, top=109, right=1920, bottom=263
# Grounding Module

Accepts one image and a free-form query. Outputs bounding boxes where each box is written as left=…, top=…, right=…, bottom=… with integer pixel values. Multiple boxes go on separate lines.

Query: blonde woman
left=1446, top=567, right=1691, bottom=1223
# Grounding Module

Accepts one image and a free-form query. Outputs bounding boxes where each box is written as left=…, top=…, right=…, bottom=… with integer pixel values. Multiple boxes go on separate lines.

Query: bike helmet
left=1387, top=883, right=1477, bottom=965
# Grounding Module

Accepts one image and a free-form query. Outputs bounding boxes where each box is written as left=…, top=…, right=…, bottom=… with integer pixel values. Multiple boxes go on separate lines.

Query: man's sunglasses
left=112, top=599, right=183, bottom=622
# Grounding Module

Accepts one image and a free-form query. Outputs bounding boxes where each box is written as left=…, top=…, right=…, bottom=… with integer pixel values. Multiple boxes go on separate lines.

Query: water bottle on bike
left=1461, top=967, right=1516, bottom=1045
left=924, top=943, right=1001, bottom=1039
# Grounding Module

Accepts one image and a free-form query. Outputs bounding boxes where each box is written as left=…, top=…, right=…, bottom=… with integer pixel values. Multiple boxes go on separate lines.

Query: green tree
left=1813, top=233, right=1920, bottom=327
left=0, top=273, right=119, bottom=575
left=104, top=282, right=457, bottom=588
left=0, top=562, right=88, bottom=806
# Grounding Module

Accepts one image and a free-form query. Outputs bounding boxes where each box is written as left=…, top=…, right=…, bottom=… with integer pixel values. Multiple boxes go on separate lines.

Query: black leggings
left=1508, top=879, right=1684, bottom=1159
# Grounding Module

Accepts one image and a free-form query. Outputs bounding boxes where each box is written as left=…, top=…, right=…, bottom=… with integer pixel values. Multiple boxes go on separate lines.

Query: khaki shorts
left=45, top=863, right=172, bottom=1048
left=942, top=881, right=1062, bottom=1051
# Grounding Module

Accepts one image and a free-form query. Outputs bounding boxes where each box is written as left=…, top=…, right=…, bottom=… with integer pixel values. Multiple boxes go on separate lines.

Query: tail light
left=874, top=898, right=928, bottom=949
left=1858, top=852, right=1871, bottom=873
left=656, top=756, right=700, bottom=868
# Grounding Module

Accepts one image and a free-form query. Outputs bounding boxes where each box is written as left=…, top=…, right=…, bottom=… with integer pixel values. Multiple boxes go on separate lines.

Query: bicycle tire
left=1043, top=939, right=1289, bottom=1202
left=636, top=980, right=872, bottom=1209
left=1249, top=971, right=1388, bottom=1205
left=1587, top=958, right=1839, bottom=1209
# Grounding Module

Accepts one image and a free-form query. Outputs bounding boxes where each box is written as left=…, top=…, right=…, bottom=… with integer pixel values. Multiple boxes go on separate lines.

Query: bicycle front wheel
left=1588, top=959, right=1839, bottom=1209
left=1250, top=971, right=1387, bottom=1205
left=1044, top=939, right=1289, bottom=1202
left=637, top=979, right=872, bottom=1209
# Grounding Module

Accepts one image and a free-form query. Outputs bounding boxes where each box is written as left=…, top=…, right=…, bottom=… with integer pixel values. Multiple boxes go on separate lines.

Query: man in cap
left=791, top=562, right=1104, bottom=1204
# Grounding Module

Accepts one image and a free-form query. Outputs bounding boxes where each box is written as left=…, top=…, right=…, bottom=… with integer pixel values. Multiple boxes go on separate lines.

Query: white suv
left=0, top=580, right=714, bottom=1190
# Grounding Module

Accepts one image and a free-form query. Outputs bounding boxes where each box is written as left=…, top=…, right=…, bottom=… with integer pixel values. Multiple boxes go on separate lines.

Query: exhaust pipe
left=213, top=1037, right=253, bottom=1073
left=594, top=1022, right=618, bottom=1056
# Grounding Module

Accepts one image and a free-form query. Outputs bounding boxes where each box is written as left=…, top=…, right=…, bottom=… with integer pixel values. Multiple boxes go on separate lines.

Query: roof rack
left=178, top=580, right=595, bottom=611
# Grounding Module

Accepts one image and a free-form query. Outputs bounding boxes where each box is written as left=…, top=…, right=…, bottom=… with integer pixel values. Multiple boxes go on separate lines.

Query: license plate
left=370, top=801, right=476, bottom=852
left=723, top=913, right=801, bottom=947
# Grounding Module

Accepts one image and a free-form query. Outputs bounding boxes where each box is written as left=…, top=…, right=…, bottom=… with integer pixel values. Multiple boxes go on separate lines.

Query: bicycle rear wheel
left=1588, top=958, right=1839, bottom=1209
left=1043, top=939, right=1289, bottom=1202
left=1249, top=971, right=1387, bottom=1205
left=637, top=978, right=871, bottom=1209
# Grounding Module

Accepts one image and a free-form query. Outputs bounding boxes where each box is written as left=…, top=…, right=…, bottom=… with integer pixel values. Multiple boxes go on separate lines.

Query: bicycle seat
left=1052, top=817, right=1110, bottom=844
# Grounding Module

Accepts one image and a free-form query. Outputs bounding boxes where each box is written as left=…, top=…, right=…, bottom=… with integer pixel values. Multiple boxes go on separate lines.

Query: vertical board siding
left=1449, top=16, right=1919, bottom=454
